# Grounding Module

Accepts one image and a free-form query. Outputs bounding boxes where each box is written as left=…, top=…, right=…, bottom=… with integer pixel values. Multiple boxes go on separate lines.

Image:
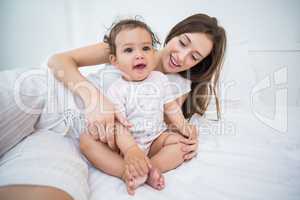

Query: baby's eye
left=124, top=48, right=133, bottom=53
left=142, top=46, right=151, bottom=51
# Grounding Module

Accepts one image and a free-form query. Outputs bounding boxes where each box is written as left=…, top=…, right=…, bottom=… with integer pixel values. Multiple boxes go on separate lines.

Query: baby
left=79, top=19, right=197, bottom=195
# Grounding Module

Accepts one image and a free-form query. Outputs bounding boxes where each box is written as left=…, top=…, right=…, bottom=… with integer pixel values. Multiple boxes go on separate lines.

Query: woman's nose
left=178, top=50, right=189, bottom=64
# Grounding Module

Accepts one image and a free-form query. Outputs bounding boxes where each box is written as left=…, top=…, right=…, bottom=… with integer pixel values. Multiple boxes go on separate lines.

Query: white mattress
left=88, top=107, right=300, bottom=200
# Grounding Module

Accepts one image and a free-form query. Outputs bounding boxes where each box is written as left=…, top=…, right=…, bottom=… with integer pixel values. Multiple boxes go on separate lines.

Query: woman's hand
left=85, top=93, right=131, bottom=151
left=181, top=123, right=197, bottom=140
left=180, top=124, right=199, bottom=161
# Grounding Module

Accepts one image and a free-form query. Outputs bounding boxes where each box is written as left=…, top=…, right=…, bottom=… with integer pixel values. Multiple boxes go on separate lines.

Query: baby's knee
left=163, top=133, right=186, bottom=163
left=163, top=133, right=185, bottom=146
left=79, top=133, right=96, bottom=151
left=79, top=133, right=88, bottom=151
left=167, top=143, right=185, bottom=164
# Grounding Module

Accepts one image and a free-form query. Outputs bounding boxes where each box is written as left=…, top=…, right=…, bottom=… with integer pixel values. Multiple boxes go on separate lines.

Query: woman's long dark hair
left=164, top=13, right=227, bottom=119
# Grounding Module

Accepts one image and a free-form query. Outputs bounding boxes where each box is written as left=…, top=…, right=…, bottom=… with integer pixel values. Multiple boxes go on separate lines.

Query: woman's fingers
left=181, top=143, right=198, bottom=152
left=115, top=112, right=132, bottom=128
left=93, top=119, right=117, bottom=151
left=87, top=123, right=99, bottom=140
left=179, top=138, right=197, bottom=145
left=93, top=121, right=106, bottom=142
left=183, top=151, right=197, bottom=161
left=105, top=118, right=117, bottom=151
left=179, top=138, right=199, bottom=161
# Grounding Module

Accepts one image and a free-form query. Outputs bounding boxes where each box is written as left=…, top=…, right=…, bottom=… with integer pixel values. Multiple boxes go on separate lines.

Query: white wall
left=1, top=0, right=299, bottom=112
left=0, top=0, right=73, bottom=69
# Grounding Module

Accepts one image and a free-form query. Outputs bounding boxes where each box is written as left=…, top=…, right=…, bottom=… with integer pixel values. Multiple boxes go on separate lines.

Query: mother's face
left=161, top=32, right=213, bottom=73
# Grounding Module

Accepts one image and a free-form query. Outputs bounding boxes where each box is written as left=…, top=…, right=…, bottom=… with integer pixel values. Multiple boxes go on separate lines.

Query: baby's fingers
left=124, top=165, right=133, bottom=181
left=129, top=164, right=139, bottom=178
left=145, top=157, right=152, bottom=169
left=134, top=160, right=146, bottom=176
left=138, top=159, right=149, bottom=175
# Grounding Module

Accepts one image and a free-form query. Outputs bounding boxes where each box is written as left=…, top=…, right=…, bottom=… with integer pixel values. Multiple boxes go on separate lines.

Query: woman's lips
left=169, top=55, right=180, bottom=69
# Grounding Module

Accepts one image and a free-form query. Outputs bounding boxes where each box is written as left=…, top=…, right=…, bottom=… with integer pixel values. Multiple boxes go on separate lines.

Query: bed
left=0, top=66, right=299, bottom=200
left=88, top=107, right=300, bottom=200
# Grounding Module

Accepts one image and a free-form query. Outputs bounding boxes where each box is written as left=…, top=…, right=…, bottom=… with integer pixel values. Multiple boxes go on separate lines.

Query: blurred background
left=0, top=0, right=299, bottom=131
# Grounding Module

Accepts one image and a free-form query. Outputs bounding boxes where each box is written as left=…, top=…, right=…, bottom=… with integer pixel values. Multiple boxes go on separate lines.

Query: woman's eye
left=192, top=55, right=198, bottom=61
left=124, top=48, right=133, bottom=53
left=179, top=40, right=186, bottom=47
left=143, top=46, right=151, bottom=51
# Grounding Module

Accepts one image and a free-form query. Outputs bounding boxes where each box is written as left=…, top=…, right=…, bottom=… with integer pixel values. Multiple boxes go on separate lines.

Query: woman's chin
left=164, top=59, right=180, bottom=73
left=165, top=65, right=180, bottom=73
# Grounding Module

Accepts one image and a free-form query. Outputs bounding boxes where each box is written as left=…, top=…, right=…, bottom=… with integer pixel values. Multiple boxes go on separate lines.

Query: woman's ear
left=109, top=54, right=117, bottom=65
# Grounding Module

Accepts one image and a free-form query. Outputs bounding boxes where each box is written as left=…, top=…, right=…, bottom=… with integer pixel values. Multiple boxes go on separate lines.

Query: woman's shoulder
left=85, top=64, right=121, bottom=92
left=87, top=64, right=121, bottom=78
left=149, top=70, right=167, bottom=80
left=165, top=73, right=191, bottom=86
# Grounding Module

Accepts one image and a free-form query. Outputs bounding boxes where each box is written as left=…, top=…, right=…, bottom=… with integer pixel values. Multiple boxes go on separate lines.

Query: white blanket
left=88, top=109, right=300, bottom=200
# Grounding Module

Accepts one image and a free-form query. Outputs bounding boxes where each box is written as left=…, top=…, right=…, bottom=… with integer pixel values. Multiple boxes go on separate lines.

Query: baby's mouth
left=133, top=63, right=147, bottom=70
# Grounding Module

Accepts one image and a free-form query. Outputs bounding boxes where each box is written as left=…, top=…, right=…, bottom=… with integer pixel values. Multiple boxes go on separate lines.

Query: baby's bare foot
left=146, top=167, right=165, bottom=190
left=122, top=167, right=147, bottom=195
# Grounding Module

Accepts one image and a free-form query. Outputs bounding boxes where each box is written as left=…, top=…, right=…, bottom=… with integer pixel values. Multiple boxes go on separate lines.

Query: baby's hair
left=103, top=17, right=160, bottom=55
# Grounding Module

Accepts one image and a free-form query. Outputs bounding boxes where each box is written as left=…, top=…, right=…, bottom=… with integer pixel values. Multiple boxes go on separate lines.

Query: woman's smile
left=169, top=54, right=181, bottom=68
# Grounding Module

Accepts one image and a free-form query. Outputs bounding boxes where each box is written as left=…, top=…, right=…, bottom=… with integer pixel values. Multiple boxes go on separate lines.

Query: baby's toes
left=147, top=168, right=165, bottom=190
left=157, top=176, right=165, bottom=190
left=127, top=180, right=135, bottom=195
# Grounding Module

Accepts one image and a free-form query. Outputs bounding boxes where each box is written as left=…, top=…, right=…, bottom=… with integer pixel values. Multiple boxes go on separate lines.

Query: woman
left=0, top=13, right=226, bottom=200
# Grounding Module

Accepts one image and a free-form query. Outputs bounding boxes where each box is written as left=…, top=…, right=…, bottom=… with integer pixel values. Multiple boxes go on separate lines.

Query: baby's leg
left=80, top=122, right=147, bottom=195
left=148, top=131, right=186, bottom=172
left=80, top=133, right=124, bottom=176
left=80, top=133, right=138, bottom=195
left=146, top=132, right=186, bottom=189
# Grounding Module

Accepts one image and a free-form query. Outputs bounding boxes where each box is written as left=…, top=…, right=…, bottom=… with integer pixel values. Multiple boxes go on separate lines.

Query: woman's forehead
left=182, top=33, right=213, bottom=57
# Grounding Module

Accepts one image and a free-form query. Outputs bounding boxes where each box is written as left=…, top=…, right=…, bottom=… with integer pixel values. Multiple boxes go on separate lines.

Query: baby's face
left=111, top=27, right=156, bottom=81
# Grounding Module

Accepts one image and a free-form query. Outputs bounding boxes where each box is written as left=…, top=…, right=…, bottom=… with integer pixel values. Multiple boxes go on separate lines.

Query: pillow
left=0, top=68, right=47, bottom=156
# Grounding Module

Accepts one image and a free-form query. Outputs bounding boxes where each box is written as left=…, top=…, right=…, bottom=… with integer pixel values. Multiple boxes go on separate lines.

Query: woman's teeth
left=170, top=56, right=179, bottom=67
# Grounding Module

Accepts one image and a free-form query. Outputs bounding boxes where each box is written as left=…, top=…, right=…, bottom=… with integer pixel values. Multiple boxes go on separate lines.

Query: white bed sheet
left=88, top=107, right=300, bottom=200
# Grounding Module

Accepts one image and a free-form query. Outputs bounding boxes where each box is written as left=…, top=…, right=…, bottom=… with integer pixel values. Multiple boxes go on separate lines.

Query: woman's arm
left=164, top=100, right=192, bottom=137
left=47, top=42, right=110, bottom=99
left=164, top=93, right=198, bottom=160
left=48, top=42, right=130, bottom=150
left=175, top=93, right=188, bottom=108
left=164, top=93, right=188, bottom=125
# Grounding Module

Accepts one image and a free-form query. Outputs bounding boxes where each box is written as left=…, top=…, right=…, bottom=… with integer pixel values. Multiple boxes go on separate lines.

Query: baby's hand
left=123, top=145, right=152, bottom=178
left=181, top=123, right=198, bottom=140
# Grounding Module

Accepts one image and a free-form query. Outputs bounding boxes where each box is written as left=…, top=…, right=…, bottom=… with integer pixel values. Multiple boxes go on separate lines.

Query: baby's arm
left=108, top=82, right=152, bottom=174
left=115, top=123, right=152, bottom=176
